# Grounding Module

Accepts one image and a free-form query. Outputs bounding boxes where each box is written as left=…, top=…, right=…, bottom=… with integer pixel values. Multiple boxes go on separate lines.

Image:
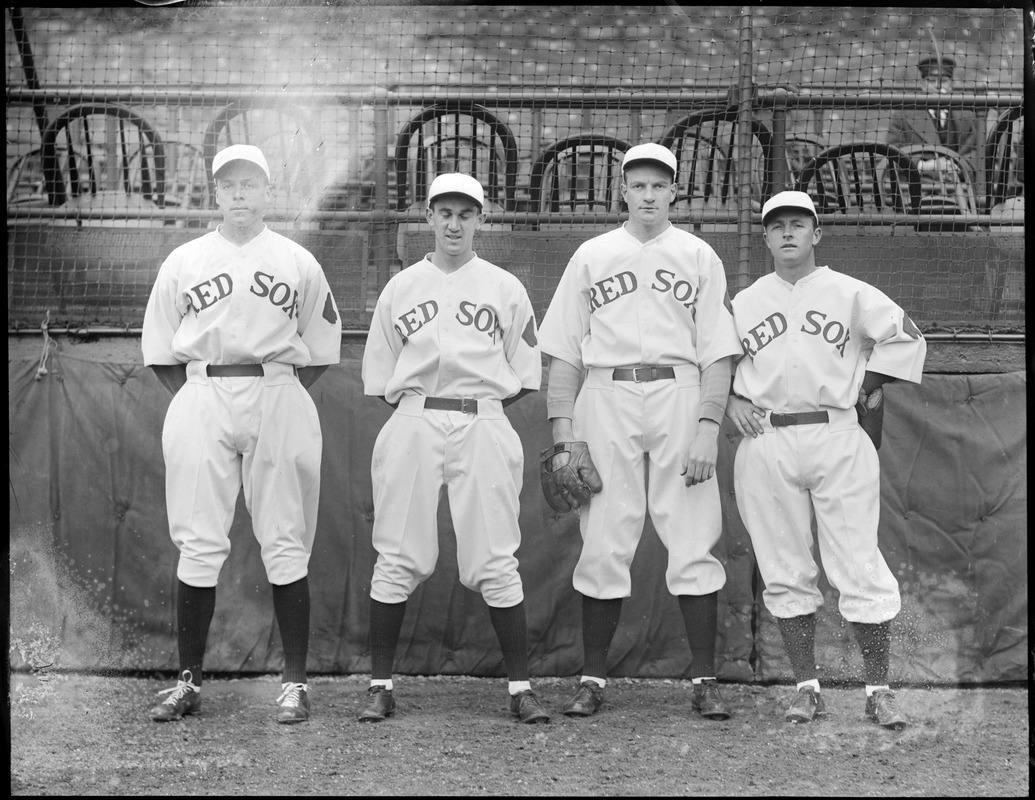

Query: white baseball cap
left=427, top=173, right=485, bottom=210
left=622, top=143, right=678, bottom=178
left=761, top=190, right=818, bottom=226
left=212, top=144, right=271, bottom=181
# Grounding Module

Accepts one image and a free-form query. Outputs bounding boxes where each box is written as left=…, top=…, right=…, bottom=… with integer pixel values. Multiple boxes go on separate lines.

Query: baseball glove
left=539, top=441, right=603, bottom=513
left=856, top=386, right=885, bottom=450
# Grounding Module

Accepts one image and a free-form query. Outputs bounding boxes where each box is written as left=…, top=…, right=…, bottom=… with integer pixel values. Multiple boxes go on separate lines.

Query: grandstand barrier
left=9, top=223, right=1023, bottom=332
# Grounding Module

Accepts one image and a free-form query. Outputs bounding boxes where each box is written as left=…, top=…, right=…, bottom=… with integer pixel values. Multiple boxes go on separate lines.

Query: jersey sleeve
left=859, top=288, right=927, bottom=383
left=140, top=251, right=188, bottom=366
left=501, top=276, right=542, bottom=392
left=361, top=282, right=402, bottom=397
left=294, top=250, right=342, bottom=366
left=538, top=248, right=589, bottom=370
left=694, top=246, right=743, bottom=369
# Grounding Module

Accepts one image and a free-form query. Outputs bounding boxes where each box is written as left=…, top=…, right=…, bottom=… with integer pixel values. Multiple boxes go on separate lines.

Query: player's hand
left=725, top=395, right=765, bottom=438
left=681, top=420, right=719, bottom=486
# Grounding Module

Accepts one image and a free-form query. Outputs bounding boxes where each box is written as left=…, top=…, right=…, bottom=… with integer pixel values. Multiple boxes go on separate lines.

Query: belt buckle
left=632, top=366, right=650, bottom=383
left=459, top=398, right=478, bottom=414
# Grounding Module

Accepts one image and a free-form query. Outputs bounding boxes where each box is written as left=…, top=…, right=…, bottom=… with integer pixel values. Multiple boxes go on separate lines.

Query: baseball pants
left=571, top=365, right=726, bottom=599
left=369, top=395, right=525, bottom=608
left=733, top=407, right=901, bottom=623
left=162, top=360, right=322, bottom=587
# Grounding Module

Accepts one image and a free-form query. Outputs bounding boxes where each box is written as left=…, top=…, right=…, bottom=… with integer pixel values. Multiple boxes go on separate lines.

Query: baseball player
left=538, top=143, right=743, bottom=720
left=142, top=144, right=342, bottom=724
left=725, top=190, right=926, bottom=729
left=358, top=173, right=549, bottom=724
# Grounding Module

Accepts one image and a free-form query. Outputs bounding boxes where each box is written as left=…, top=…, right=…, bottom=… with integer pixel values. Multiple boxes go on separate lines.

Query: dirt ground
left=8, top=671, right=1028, bottom=796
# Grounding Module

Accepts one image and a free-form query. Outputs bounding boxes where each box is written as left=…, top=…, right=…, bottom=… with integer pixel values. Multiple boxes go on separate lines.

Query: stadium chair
left=898, top=143, right=980, bottom=231
left=984, top=107, right=1024, bottom=232
left=203, top=101, right=325, bottom=226
left=393, top=101, right=518, bottom=213
left=660, top=107, right=773, bottom=229
left=39, top=102, right=168, bottom=225
left=529, top=134, right=631, bottom=222
left=393, top=102, right=518, bottom=267
left=6, top=148, right=46, bottom=206
left=130, top=140, right=208, bottom=213
left=795, top=141, right=922, bottom=222
left=782, top=135, right=822, bottom=187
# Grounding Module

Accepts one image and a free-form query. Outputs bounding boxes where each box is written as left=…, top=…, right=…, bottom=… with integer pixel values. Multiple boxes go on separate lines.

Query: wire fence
left=6, top=4, right=1026, bottom=332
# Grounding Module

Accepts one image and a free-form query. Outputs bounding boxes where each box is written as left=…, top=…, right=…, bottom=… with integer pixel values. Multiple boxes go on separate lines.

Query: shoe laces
left=700, top=681, right=722, bottom=699
left=277, top=682, right=309, bottom=707
left=158, top=673, right=199, bottom=705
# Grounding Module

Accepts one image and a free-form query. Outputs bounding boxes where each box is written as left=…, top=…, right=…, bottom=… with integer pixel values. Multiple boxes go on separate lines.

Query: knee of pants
left=762, top=583, right=824, bottom=618
left=665, top=558, right=726, bottom=597
left=263, top=554, right=311, bottom=587
left=837, top=590, right=901, bottom=624
left=258, top=535, right=314, bottom=586
left=176, top=552, right=227, bottom=589
left=573, top=556, right=633, bottom=599
left=370, top=555, right=435, bottom=604
left=470, top=573, right=524, bottom=609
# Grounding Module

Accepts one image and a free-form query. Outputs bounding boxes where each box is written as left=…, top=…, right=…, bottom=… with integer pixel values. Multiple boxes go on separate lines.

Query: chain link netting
left=6, top=4, right=1026, bottom=331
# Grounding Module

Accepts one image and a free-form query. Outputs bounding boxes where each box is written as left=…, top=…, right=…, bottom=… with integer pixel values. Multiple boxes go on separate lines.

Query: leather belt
left=207, top=364, right=265, bottom=377
left=612, top=365, right=676, bottom=382
left=423, top=396, right=479, bottom=414
left=770, top=411, right=829, bottom=427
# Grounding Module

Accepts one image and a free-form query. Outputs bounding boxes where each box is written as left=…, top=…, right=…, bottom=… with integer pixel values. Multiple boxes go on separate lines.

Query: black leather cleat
left=865, top=689, right=908, bottom=730
left=785, top=686, right=826, bottom=723
left=510, top=689, right=550, bottom=724
left=691, top=679, right=731, bottom=720
left=561, top=680, right=604, bottom=717
left=149, top=670, right=201, bottom=722
left=276, top=682, right=311, bottom=724
left=357, top=685, right=396, bottom=723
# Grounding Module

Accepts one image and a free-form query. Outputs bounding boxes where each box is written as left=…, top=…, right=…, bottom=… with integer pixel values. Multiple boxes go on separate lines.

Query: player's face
left=214, top=161, right=272, bottom=233
left=426, top=195, right=484, bottom=266
left=621, top=165, right=675, bottom=228
left=762, top=211, right=821, bottom=266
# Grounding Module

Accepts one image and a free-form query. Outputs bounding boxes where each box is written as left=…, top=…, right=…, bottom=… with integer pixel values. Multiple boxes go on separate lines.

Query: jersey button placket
left=636, top=245, right=652, bottom=363
left=226, top=250, right=249, bottom=347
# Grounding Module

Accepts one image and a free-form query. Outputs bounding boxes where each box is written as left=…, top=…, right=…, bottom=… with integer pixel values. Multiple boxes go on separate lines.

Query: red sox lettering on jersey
left=393, top=298, right=503, bottom=342
left=186, top=270, right=302, bottom=320
left=731, top=267, right=926, bottom=413
left=588, top=268, right=700, bottom=314
left=741, top=308, right=853, bottom=359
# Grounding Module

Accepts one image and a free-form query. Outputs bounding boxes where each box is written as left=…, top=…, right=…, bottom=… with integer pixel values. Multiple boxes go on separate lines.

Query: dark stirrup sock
left=177, top=580, right=216, bottom=687
left=368, top=598, right=408, bottom=680
left=272, top=576, right=311, bottom=684
left=581, top=595, right=623, bottom=679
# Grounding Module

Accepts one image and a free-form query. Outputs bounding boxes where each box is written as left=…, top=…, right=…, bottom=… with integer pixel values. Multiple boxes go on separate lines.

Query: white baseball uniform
left=731, top=265, right=926, bottom=622
left=142, top=226, right=342, bottom=587
left=362, top=252, right=541, bottom=607
left=538, top=223, right=743, bottom=599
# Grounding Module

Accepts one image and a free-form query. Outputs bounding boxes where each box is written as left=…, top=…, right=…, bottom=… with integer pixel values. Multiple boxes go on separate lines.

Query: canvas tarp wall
left=8, top=338, right=1027, bottom=684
